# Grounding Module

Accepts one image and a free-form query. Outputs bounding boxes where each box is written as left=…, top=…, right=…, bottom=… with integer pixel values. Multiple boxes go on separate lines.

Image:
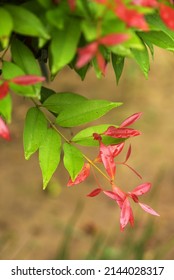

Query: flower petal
left=139, top=202, right=160, bottom=216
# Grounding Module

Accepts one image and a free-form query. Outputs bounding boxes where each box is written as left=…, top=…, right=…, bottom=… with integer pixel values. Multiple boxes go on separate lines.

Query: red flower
left=0, top=81, right=9, bottom=100
left=0, top=117, right=10, bottom=141
left=67, top=163, right=90, bottom=186
left=87, top=182, right=159, bottom=231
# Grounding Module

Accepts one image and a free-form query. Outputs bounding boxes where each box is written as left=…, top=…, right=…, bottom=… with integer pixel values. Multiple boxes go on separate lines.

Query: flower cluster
left=67, top=112, right=159, bottom=231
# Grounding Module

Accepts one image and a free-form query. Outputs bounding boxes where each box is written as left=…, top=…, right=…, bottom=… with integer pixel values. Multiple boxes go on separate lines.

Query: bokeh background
left=0, top=48, right=174, bottom=260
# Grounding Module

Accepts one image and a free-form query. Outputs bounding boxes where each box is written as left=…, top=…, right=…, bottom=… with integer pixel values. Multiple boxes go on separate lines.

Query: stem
left=31, top=98, right=111, bottom=183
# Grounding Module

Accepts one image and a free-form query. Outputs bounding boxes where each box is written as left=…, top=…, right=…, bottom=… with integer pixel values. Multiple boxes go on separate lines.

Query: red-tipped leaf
left=67, top=163, right=90, bottom=186
left=0, top=82, right=9, bottom=100
left=139, top=202, right=160, bottom=216
left=120, top=112, right=142, bottom=128
left=11, top=75, right=45, bottom=85
left=87, top=188, right=103, bottom=197
left=0, top=117, right=10, bottom=141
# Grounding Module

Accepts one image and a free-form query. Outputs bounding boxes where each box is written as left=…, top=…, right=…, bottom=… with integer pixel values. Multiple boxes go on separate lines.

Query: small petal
left=67, top=163, right=90, bottom=186
left=0, top=82, right=9, bottom=100
left=87, top=188, right=103, bottom=197
left=0, top=117, right=10, bottom=141
left=11, top=75, right=45, bottom=85
left=139, top=202, right=160, bottom=216
left=120, top=112, right=142, bottom=128
left=131, top=182, right=151, bottom=196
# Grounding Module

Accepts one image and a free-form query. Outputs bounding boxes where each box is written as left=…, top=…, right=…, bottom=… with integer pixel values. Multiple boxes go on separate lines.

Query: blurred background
left=0, top=47, right=174, bottom=260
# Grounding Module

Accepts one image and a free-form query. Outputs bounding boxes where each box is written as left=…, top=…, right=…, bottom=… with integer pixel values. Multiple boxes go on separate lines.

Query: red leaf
left=87, top=188, right=103, bottom=197
left=11, top=75, right=45, bottom=85
left=0, top=117, right=10, bottom=141
left=104, top=126, right=141, bottom=138
left=115, top=2, right=149, bottom=31
left=160, top=4, right=174, bottom=30
left=103, top=190, right=123, bottom=202
left=76, top=42, right=98, bottom=68
left=68, top=0, right=76, bottom=11
left=131, top=182, right=151, bottom=196
left=99, top=142, right=116, bottom=179
left=67, top=163, right=90, bottom=186
left=109, top=142, right=125, bottom=158
left=96, top=51, right=107, bottom=75
left=132, top=0, right=158, bottom=8
left=120, top=198, right=132, bottom=231
left=125, top=144, right=132, bottom=162
left=120, top=112, right=142, bottom=128
left=139, top=202, right=160, bottom=216
left=99, top=33, right=129, bottom=46
left=93, top=133, right=102, bottom=141
left=0, top=82, right=9, bottom=100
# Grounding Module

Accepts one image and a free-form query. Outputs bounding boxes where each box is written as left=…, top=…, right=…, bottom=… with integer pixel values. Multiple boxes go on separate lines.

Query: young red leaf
left=67, top=163, right=90, bottom=186
left=120, top=112, right=142, bottom=128
left=11, top=75, right=45, bottom=85
left=76, top=42, right=98, bottom=68
left=104, top=126, right=141, bottom=138
left=109, top=142, right=125, bottom=158
left=103, top=190, right=123, bottom=202
left=96, top=51, right=107, bottom=75
left=0, top=81, right=9, bottom=100
left=87, top=188, right=103, bottom=197
left=132, top=0, right=158, bottom=7
left=115, top=2, right=149, bottom=31
left=93, top=132, right=102, bottom=141
left=139, top=202, right=160, bottom=216
left=68, top=0, right=76, bottom=10
left=120, top=198, right=133, bottom=231
left=99, top=33, right=129, bottom=46
left=0, top=117, right=10, bottom=140
left=131, top=182, right=151, bottom=196
left=160, top=4, right=174, bottom=30
left=99, top=142, right=116, bottom=179
left=124, top=144, right=132, bottom=162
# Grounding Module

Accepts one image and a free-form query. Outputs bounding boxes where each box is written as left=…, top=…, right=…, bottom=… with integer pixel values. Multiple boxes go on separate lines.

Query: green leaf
left=131, top=43, right=150, bottom=78
left=37, top=0, right=52, bottom=8
left=43, top=92, right=87, bottom=114
left=39, top=128, right=61, bottom=189
left=112, top=53, right=125, bottom=84
left=46, top=9, right=65, bottom=29
left=2, top=61, right=36, bottom=97
left=49, top=18, right=81, bottom=74
left=139, top=31, right=174, bottom=51
left=56, top=100, right=122, bottom=127
left=0, top=7, right=13, bottom=48
left=5, top=5, right=50, bottom=39
left=40, top=86, right=56, bottom=104
left=72, top=124, right=124, bottom=146
left=11, top=39, right=42, bottom=98
left=63, top=143, right=84, bottom=181
left=23, top=107, right=47, bottom=160
left=0, top=94, right=12, bottom=123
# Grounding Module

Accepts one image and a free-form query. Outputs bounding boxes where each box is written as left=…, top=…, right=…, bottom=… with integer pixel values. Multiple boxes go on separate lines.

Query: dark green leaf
left=40, top=86, right=56, bottom=104
left=112, top=53, right=125, bottom=84
left=56, top=100, right=122, bottom=127
left=11, top=39, right=42, bottom=98
left=49, top=18, right=81, bottom=74
left=23, top=107, right=47, bottom=160
left=39, top=128, right=61, bottom=189
left=139, top=31, right=174, bottom=51
left=43, top=92, right=87, bottom=114
left=63, top=143, right=84, bottom=181
left=131, top=43, right=149, bottom=78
